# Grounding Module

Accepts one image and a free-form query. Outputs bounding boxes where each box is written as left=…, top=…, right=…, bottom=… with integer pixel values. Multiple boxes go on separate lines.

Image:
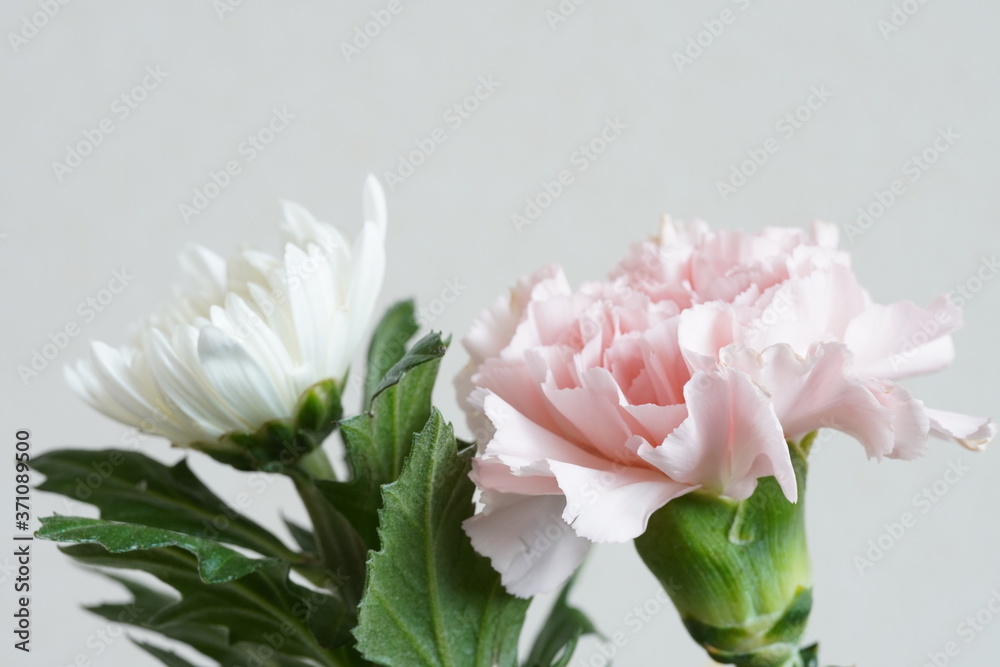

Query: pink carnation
left=458, top=218, right=995, bottom=598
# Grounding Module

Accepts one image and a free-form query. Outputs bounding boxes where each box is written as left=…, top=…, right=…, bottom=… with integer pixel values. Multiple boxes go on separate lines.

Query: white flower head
left=66, top=176, right=387, bottom=454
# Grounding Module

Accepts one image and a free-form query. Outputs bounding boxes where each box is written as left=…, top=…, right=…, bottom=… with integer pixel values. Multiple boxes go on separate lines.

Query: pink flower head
left=458, top=218, right=995, bottom=598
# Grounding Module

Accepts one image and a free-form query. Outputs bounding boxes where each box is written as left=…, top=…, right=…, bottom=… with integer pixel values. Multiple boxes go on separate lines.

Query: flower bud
left=635, top=439, right=814, bottom=666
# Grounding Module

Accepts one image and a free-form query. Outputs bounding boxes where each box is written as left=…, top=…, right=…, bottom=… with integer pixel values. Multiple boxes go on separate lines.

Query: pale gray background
left=3, top=1, right=999, bottom=665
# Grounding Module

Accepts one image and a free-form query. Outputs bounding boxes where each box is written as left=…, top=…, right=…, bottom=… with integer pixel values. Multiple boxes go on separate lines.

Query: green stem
left=299, top=447, right=337, bottom=480
left=288, top=465, right=368, bottom=608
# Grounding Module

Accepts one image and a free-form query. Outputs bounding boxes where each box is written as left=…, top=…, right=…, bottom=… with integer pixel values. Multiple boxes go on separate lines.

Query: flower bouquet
left=36, top=177, right=994, bottom=666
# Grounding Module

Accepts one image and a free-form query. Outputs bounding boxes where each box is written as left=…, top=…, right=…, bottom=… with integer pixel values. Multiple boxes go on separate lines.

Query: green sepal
left=193, top=378, right=343, bottom=471
left=685, top=588, right=812, bottom=666
left=634, top=439, right=813, bottom=665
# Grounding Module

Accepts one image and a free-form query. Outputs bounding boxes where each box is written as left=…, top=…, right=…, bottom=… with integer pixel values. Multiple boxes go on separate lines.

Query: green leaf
left=798, top=643, right=819, bottom=667
left=354, top=410, right=528, bottom=667
left=284, top=517, right=318, bottom=554
left=319, top=332, right=449, bottom=549
left=99, top=576, right=342, bottom=667
left=524, top=573, right=597, bottom=667
left=370, top=332, right=449, bottom=402
left=59, top=542, right=351, bottom=665
left=38, top=515, right=277, bottom=583
left=137, top=639, right=322, bottom=667
left=364, top=300, right=419, bottom=407
left=33, top=449, right=297, bottom=561
left=134, top=641, right=202, bottom=667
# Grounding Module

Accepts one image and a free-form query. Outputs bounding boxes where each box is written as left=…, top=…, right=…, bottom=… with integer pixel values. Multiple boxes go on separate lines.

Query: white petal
left=344, top=219, right=386, bottom=368
left=196, top=325, right=291, bottom=426
left=363, top=174, right=387, bottom=241
left=463, top=492, right=591, bottom=598
left=144, top=329, right=235, bottom=439
left=284, top=244, right=329, bottom=373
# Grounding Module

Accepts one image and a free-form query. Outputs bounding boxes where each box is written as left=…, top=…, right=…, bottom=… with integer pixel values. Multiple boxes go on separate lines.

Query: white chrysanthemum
left=66, top=176, right=387, bottom=447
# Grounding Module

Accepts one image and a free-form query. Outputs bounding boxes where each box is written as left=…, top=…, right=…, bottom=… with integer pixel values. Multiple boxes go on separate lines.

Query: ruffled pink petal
left=638, top=368, right=797, bottom=502
left=619, top=403, right=689, bottom=447
left=473, top=357, right=562, bottom=434
left=676, top=302, right=739, bottom=372
left=549, top=451, right=693, bottom=543
left=926, top=408, right=997, bottom=451
left=509, top=292, right=590, bottom=355
left=462, top=264, right=571, bottom=365
left=722, top=343, right=895, bottom=459
left=844, top=296, right=962, bottom=380
left=745, top=264, right=869, bottom=356
left=539, top=367, right=642, bottom=464
left=482, top=393, right=607, bottom=472
left=604, top=333, right=652, bottom=404
left=863, top=379, right=930, bottom=460
left=470, top=456, right=561, bottom=495
left=463, top=492, right=591, bottom=598
left=637, top=318, right=689, bottom=406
